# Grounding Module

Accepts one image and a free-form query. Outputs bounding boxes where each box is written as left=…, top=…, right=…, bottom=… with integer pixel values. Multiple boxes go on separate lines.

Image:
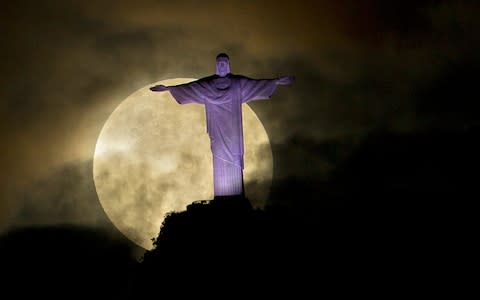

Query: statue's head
left=216, top=53, right=231, bottom=77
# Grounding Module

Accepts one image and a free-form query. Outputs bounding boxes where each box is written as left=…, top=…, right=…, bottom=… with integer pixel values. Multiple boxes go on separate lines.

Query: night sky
left=1, top=0, right=479, bottom=247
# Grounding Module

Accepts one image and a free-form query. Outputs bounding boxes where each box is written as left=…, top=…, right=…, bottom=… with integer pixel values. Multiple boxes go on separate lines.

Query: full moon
left=93, top=78, right=273, bottom=250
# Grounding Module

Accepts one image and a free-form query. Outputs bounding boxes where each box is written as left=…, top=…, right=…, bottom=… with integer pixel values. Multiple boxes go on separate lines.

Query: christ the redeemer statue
left=150, top=53, right=294, bottom=197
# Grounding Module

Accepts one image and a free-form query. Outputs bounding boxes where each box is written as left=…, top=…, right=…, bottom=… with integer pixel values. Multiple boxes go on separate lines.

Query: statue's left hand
left=276, top=76, right=295, bottom=85
left=149, top=85, right=169, bottom=92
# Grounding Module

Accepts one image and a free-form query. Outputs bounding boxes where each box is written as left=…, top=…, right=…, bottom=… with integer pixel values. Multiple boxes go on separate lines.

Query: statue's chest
left=206, top=77, right=239, bottom=106
left=213, top=77, right=232, bottom=90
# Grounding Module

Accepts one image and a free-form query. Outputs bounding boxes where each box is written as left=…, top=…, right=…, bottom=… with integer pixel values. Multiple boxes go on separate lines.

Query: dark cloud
left=329, top=1, right=434, bottom=44
left=3, top=158, right=146, bottom=251
left=9, top=160, right=110, bottom=228
left=416, top=58, right=480, bottom=128
left=268, top=127, right=480, bottom=214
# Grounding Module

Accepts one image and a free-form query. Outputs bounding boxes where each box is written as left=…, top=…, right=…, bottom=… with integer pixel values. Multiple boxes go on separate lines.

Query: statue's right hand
left=276, top=76, right=295, bottom=85
left=150, top=85, right=169, bottom=92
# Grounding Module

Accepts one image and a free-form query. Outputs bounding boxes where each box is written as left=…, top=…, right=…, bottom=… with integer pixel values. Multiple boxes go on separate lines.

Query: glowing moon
left=93, top=78, right=273, bottom=250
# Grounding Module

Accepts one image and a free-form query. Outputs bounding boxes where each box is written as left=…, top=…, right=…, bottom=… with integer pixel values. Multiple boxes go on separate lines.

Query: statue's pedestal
left=213, top=194, right=252, bottom=209
left=186, top=195, right=252, bottom=212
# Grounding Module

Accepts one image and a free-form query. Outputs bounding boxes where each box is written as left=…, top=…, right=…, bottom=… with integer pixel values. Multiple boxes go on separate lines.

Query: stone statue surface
left=150, top=53, right=294, bottom=197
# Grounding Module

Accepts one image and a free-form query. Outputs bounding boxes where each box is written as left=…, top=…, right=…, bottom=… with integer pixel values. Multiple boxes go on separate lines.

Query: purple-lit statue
left=150, top=53, right=294, bottom=197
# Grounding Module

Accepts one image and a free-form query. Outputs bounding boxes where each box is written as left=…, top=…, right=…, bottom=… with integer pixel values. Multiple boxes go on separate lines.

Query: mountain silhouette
left=128, top=195, right=383, bottom=297
left=0, top=226, right=135, bottom=299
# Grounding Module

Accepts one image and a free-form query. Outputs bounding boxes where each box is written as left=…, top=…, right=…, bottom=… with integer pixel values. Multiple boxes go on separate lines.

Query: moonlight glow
left=93, top=78, right=273, bottom=250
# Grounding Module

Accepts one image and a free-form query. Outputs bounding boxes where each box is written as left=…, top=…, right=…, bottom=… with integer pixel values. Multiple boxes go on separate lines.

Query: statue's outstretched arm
left=149, top=84, right=169, bottom=92
left=275, top=76, right=295, bottom=85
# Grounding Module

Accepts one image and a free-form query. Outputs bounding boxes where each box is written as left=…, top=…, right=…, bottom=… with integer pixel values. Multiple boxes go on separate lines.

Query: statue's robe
left=167, top=74, right=278, bottom=196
